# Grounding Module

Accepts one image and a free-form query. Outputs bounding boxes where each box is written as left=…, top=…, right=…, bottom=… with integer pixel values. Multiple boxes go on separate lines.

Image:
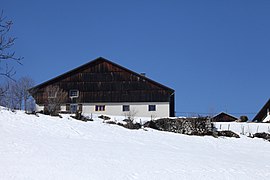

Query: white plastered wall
left=36, top=104, right=44, bottom=112
left=81, top=102, right=170, bottom=118
left=36, top=102, right=170, bottom=118
left=82, top=102, right=169, bottom=118
left=36, top=105, right=66, bottom=112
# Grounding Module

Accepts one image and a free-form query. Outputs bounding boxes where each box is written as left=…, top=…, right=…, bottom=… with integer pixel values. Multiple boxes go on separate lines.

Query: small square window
left=148, top=105, right=156, bottom=111
left=70, top=90, right=79, bottom=98
left=95, top=105, right=105, bottom=111
left=123, top=105, right=130, bottom=112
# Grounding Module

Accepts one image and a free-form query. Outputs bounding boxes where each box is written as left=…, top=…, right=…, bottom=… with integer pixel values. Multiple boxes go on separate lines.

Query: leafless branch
left=0, top=10, right=23, bottom=79
left=0, top=63, right=16, bottom=80
left=44, top=85, right=67, bottom=115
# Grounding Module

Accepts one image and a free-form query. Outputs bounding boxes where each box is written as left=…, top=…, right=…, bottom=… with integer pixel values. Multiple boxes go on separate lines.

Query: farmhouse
left=253, top=99, right=270, bottom=122
left=29, top=57, right=175, bottom=117
left=212, top=112, right=238, bottom=122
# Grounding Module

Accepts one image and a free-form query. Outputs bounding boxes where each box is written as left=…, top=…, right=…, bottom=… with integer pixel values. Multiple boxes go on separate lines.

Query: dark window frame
left=95, top=105, right=105, bottom=111
left=122, top=105, right=130, bottom=112
left=148, top=105, right=156, bottom=111
left=69, top=90, right=79, bottom=98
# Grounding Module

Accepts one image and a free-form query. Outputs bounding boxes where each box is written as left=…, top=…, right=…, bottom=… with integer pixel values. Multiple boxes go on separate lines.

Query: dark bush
left=71, top=112, right=93, bottom=122
left=105, top=120, right=117, bottom=124
left=239, top=116, right=248, bottom=122
left=143, top=117, right=213, bottom=136
left=143, top=120, right=159, bottom=130
left=118, top=119, right=141, bottom=130
left=217, top=130, right=240, bottom=138
left=253, top=132, right=270, bottom=142
left=98, top=115, right=111, bottom=120
left=104, top=119, right=141, bottom=130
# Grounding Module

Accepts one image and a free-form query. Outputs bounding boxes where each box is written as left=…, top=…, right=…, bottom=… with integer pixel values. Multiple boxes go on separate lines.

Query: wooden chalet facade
left=253, top=99, right=270, bottom=122
left=29, top=57, right=175, bottom=117
left=212, top=112, right=238, bottom=122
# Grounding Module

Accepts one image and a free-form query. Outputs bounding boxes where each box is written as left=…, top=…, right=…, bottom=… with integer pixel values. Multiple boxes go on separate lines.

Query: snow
left=214, top=122, right=270, bottom=135
left=263, top=114, right=270, bottom=123
left=1, top=107, right=270, bottom=180
left=82, top=113, right=153, bottom=124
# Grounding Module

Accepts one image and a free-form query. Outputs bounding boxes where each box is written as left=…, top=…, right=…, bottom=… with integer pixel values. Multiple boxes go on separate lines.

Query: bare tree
left=0, top=77, right=35, bottom=111
left=12, top=76, right=35, bottom=111
left=11, top=80, right=23, bottom=109
left=0, top=10, right=23, bottom=79
left=20, top=77, right=34, bottom=111
left=0, top=81, right=8, bottom=108
left=123, top=108, right=138, bottom=123
left=0, top=82, right=6, bottom=105
left=26, top=96, right=36, bottom=112
left=0, top=82, right=5, bottom=96
left=44, top=85, right=67, bottom=115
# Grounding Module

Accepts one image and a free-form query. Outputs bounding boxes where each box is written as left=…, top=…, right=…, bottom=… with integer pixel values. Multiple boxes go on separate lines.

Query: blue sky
left=2, top=0, right=270, bottom=118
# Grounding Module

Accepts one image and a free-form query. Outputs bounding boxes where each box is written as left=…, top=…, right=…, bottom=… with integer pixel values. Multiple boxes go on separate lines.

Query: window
left=122, top=105, right=130, bottom=112
left=70, top=104, right=78, bottom=113
left=148, top=105, right=156, bottom=111
left=95, top=105, right=105, bottom=111
left=70, top=90, right=79, bottom=98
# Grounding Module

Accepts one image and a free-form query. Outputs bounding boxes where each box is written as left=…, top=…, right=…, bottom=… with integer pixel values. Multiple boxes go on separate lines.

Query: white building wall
left=36, top=102, right=170, bottom=118
left=36, top=104, right=44, bottom=112
left=36, top=105, right=67, bottom=112
left=60, top=105, right=66, bottom=112
left=82, top=102, right=170, bottom=118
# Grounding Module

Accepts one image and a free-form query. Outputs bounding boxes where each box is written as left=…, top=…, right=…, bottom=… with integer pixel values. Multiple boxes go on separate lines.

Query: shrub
left=217, top=130, right=240, bottom=138
left=239, top=116, right=248, bottom=122
left=98, top=115, right=111, bottom=120
left=143, top=117, right=213, bottom=136
left=253, top=132, right=270, bottom=142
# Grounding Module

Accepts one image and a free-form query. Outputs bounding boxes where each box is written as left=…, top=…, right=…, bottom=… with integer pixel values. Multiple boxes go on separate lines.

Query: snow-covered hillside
left=1, top=108, right=270, bottom=180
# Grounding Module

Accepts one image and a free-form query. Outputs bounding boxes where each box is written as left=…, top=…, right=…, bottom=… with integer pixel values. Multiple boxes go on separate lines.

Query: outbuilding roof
left=253, top=99, right=270, bottom=122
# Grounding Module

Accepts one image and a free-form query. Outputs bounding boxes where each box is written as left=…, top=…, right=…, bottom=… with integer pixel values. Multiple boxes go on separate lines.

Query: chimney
left=140, top=73, right=146, bottom=77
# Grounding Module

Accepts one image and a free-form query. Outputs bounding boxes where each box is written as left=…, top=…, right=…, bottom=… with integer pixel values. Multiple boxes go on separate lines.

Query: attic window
left=70, top=90, right=79, bottom=98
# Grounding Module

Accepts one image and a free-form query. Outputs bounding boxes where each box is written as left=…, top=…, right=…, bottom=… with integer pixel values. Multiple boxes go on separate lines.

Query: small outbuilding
left=253, top=99, right=270, bottom=122
left=212, top=112, right=238, bottom=122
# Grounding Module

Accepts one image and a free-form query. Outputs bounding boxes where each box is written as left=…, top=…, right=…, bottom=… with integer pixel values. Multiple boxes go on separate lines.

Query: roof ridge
left=29, top=57, right=174, bottom=93
left=212, top=111, right=238, bottom=119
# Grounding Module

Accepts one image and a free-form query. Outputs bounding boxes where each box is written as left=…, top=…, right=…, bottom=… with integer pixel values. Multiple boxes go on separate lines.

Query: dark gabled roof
left=212, top=112, right=238, bottom=120
left=30, top=57, right=174, bottom=92
left=253, top=99, right=270, bottom=122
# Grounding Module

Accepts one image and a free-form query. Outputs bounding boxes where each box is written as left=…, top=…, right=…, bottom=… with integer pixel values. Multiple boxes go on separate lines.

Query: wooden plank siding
left=29, top=57, right=175, bottom=116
